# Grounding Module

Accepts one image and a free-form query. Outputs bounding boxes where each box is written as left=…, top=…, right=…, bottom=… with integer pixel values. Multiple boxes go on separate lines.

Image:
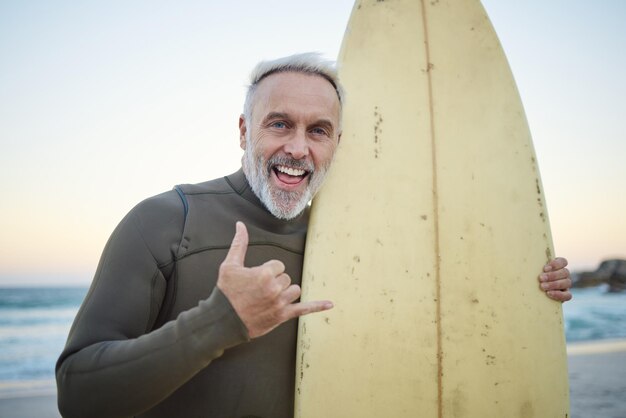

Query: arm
left=57, top=205, right=332, bottom=417
left=56, top=197, right=249, bottom=418
left=539, top=257, right=573, bottom=302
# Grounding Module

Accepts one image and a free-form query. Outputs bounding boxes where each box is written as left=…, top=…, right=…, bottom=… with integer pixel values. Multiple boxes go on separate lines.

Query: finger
left=223, top=222, right=249, bottom=266
left=284, top=300, right=334, bottom=320
left=543, top=257, right=568, bottom=272
left=261, top=259, right=286, bottom=277
left=276, top=273, right=291, bottom=291
left=539, top=268, right=570, bottom=283
left=263, top=274, right=291, bottom=299
left=281, top=284, right=302, bottom=304
left=540, top=278, right=572, bottom=291
left=546, top=290, right=573, bottom=303
left=251, top=263, right=287, bottom=298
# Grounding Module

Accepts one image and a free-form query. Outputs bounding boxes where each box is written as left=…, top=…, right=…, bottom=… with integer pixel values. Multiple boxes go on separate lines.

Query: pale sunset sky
left=1, top=1, right=625, bottom=286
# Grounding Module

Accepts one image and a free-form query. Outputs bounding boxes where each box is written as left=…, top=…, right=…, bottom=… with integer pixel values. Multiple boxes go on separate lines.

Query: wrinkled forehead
left=252, top=72, right=341, bottom=122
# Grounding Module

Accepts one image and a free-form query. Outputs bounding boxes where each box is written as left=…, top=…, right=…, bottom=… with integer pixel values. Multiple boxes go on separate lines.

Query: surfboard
left=295, top=1, right=569, bottom=417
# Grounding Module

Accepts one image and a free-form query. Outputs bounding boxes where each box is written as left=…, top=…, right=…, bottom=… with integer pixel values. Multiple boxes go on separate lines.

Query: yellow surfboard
left=295, top=1, right=569, bottom=417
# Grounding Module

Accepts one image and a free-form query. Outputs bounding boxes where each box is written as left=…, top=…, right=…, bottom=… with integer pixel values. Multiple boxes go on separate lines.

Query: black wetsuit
left=56, top=169, right=308, bottom=418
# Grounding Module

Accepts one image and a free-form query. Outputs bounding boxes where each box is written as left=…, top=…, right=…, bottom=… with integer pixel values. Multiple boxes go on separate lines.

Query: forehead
left=252, top=72, right=340, bottom=122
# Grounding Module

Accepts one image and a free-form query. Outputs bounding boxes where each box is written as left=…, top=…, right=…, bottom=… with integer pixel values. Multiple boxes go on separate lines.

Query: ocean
left=0, top=285, right=624, bottom=397
left=0, top=287, right=86, bottom=397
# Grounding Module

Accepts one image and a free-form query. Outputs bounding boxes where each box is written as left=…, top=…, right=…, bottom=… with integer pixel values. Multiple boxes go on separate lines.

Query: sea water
left=563, top=285, right=626, bottom=342
left=0, top=287, right=86, bottom=396
left=0, top=285, right=624, bottom=396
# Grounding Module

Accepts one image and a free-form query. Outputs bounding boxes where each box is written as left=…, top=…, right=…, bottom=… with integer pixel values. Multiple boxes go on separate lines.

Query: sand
left=2, top=340, right=625, bottom=417
left=0, top=394, right=59, bottom=418
left=567, top=339, right=626, bottom=418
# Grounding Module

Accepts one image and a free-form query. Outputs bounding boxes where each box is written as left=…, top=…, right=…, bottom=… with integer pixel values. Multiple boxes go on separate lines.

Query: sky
left=1, top=1, right=624, bottom=286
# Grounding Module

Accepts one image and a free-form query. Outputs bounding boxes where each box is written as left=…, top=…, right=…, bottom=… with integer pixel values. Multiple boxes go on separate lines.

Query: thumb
left=224, top=221, right=248, bottom=266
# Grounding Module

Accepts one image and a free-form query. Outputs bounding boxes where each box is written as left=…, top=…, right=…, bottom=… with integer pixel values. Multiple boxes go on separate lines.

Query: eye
left=310, top=127, right=329, bottom=136
left=271, top=121, right=287, bottom=129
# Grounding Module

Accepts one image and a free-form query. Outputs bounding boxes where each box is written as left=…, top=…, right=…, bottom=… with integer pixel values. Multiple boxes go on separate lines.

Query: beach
left=1, top=339, right=624, bottom=418
left=568, top=339, right=626, bottom=418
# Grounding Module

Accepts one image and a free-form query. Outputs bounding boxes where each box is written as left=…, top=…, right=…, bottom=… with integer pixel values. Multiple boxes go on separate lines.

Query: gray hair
left=242, top=52, right=345, bottom=125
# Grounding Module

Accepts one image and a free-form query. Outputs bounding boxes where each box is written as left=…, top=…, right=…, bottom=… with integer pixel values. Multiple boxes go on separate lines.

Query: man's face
left=240, top=71, right=341, bottom=219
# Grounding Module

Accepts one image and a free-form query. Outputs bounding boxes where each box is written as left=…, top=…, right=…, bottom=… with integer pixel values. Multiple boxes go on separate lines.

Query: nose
left=283, top=129, right=309, bottom=160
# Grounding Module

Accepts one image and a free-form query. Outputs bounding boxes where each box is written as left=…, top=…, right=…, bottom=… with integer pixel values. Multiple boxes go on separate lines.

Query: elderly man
left=56, top=53, right=572, bottom=418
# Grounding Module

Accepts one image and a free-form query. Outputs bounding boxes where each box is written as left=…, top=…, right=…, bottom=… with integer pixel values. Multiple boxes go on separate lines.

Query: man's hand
left=217, top=221, right=333, bottom=338
left=539, top=257, right=573, bottom=302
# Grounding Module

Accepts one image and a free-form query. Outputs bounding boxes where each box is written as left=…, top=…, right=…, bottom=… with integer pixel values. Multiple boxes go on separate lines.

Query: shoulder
left=131, top=189, right=185, bottom=228
left=124, top=175, right=238, bottom=261
left=120, top=189, right=186, bottom=266
left=175, top=176, right=236, bottom=196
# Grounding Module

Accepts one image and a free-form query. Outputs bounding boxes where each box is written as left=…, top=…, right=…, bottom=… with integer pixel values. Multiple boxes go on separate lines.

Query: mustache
left=266, top=155, right=314, bottom=174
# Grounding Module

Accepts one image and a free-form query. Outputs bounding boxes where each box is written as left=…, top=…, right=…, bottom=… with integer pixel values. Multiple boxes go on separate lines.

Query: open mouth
left=272, top=164, right=310, bottom=186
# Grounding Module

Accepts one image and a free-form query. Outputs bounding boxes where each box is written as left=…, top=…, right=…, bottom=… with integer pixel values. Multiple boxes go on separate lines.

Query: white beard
left=243, top=136, right=330, bottom=220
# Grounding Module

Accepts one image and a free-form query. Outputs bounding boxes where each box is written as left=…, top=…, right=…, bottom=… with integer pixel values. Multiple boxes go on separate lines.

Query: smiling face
left=240, top=71, right=341, bottom=219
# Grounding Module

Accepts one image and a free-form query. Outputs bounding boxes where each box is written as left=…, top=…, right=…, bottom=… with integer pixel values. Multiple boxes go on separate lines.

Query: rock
left=573, top=259, right=626, bottom=292
left=608, top=260, right=626, bottom=293
left=573, top=272, right=605, bottom=288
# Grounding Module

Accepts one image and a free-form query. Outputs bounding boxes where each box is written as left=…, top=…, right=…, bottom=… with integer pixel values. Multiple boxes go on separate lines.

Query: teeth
left=276, top=165, right=306, bottom=176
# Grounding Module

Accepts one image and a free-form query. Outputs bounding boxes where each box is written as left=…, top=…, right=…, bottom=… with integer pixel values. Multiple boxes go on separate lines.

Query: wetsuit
left=56, top=169, right=308, bottom=418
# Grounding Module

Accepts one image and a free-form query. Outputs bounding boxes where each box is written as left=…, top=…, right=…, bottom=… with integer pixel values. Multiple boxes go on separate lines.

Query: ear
left=238, top=114, right=247, bottom=150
